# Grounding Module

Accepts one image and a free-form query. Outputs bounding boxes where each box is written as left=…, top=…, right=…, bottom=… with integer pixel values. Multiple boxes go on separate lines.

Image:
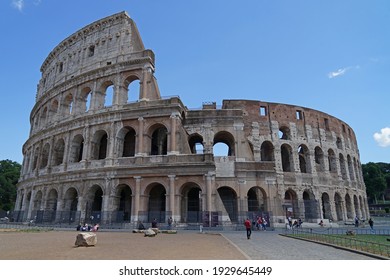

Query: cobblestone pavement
left=221, top=229, right=377, bottom=260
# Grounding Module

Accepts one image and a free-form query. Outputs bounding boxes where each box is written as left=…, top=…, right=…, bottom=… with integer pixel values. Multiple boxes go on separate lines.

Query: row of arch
left=17, top=181, right=367, bottom=224
left=284, top=188, right=368, bottom=222
left=23, top=123, right=363, bottom=186
left=26, top=124, right=169, bottom=172
left=279, top=143, right=363, bottom=182
left=32, top=74, right=141, bottom=132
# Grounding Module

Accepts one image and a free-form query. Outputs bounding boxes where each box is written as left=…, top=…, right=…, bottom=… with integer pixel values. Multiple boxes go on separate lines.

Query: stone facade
left=15, top=11, right=368, bottom=227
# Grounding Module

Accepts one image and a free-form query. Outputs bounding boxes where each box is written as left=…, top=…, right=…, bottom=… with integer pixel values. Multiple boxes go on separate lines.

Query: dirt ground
left=0, top=229, right=247, bottom=260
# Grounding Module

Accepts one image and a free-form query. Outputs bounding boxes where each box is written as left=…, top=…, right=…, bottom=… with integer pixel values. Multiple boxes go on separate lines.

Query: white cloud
left=374, top=127, right=390, bottom=147
left=327, top=65, right=360, bottom=79
left=11, top=0, right=24, bottom=12
left=328, top=68, right=348, bottom=78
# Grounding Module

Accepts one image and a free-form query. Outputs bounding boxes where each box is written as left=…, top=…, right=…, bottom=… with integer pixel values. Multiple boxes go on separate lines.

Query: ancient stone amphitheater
left=15, top=12, right=368, bottom=228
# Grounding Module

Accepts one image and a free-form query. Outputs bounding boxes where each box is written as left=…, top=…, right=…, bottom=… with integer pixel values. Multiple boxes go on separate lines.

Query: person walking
left=368, top=218, right=374, bottom=232
left=244, top=218, right=252, bottom=239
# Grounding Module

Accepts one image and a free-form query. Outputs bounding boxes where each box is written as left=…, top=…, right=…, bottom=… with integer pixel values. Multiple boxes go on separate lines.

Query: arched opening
left=80, top=87, right=92, bottom=112
left=125, top=76, right=141, bottom=102
left=261, top=141, right=274, bottom=161
left=49, top=99, right=59, bottom=121
left=328, top=149, right=337, bottom=173
left=247, top=187, right=267, bottom=212
left=123, top=128, right=136, bottom=157
left=345, top=194, right=353, bottom=219
left=284, top=189, right=299, bottom=218
left=32, top=147, right=39, bottom=170
left=40, top=143, right=50, bottom=169
left=314, top=146, right=325, bottom=172
left=339, top=154, right=347, bottom=179
left=91, top=130, right=108, bottom=160
left=63, top=93, right=73, bottom=115
left=114, top=184, right=132, bottom=222
left=151, top=126, right=168, bottom=155
left=336, top=137, right=343, bottom=149
left=104, top=84, right=114, bottom=107
left=298, top=144, right=310, bottom=173
left=213, top=131, right=235, bottom=157
left=279, top=126, right=290, bottom=140
left=147, top=184, right=166, bottom=223
left=69, top=134, right=84, bottom=163
left=321, top=193, right=332, bottom=220
left=64, top=188, right=78, bottom=224
left=281, top=144, right=293, bottom=172
left=45, top=189, right=58, bottom=223
left=85, top=185, right=103, bottom=223
left=188, top=134, right=204, bottom=154
left=303, top=190, right=318, bottom=221
left=53, top=139, right=65, bottom=166
left=217, top=187, right=238, bottom=222
left=40, top=107, right=47, bottom=127
left=32, top=191, right=43, bottom=223
left=181, top=184, right=202, bottom=223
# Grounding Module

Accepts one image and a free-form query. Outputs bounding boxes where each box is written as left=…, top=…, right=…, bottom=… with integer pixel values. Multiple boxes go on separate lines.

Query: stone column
left=168, top=175, right=176, bottom=220
left=101, top=194, right=110, bottom=224
left=136, top=117, right=146, bottom=156
left=168, top=113, right=178, bottom=155
left=133, top=176, right=141, bottom=222
left=27, top=189, right=35, bottom=221
left=54, top=199, right=63, bottom=223
left=47, top=136, right=55, bottom=170
left=205, top=172, right=215, bottom=226
left=63, top=132, right=71, bottom=171
left=329, top=196, right=337, bottom=222
left=237, top=179, right=246, bottom=215
left=341, top=199, right=348, bottom=221
left=83, top=125, right=90, bottom=161
left=107, top=121, right=116, bottom=163
left=140, top=66, right=153, bottom=101
left=77, top=195, right=86, bottom=224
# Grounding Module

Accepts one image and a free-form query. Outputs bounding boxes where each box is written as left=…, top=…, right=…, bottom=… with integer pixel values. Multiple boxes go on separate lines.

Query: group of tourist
left=244, top=216, right=269, bottom=239
left=287, top=216, right=303, bottom=229
left=76, top=223, right=99, bottom=232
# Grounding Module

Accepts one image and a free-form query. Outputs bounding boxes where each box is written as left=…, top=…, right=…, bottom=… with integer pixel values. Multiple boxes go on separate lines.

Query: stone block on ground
left=144, top=228, right=157, bottom=237
left=75, top=232, right=97, bottom=246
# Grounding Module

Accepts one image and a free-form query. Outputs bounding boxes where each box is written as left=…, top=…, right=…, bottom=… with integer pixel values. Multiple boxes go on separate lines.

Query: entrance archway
left=147, top=184, right=166, bottom=223
left=217, top=187, right=238, bottom=222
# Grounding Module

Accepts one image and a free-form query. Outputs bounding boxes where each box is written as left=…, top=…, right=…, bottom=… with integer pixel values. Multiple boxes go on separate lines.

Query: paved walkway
left=221, top=229, right=377, bottom=260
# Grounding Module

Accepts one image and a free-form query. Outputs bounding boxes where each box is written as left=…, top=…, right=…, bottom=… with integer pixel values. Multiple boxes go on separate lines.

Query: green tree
left=0, top=159, right=21, bottom=211
left=362, top=162, right=387, bottom=203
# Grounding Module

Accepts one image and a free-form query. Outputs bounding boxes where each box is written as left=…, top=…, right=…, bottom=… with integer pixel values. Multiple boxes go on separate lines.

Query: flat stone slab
left=75, top=232, right=97, bottom=247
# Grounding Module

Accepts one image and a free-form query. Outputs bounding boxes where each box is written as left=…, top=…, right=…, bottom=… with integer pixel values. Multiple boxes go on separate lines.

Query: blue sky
left=0, top=0, right=389, bottom=164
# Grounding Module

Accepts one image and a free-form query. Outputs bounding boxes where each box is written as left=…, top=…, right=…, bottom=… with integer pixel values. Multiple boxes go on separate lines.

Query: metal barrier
left=286, top=227, right=390, bottom=258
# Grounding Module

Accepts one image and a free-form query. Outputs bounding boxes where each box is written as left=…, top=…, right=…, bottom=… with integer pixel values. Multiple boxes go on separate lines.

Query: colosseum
left=15, top=11, right=368, bottom=228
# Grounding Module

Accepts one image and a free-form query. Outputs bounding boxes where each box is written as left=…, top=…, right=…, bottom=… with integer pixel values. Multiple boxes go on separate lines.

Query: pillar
left=168, top=175, right=176, bottom=220
left=133, top=176, right=141, bottom=222
left=136, top=117, right=146, bottom=156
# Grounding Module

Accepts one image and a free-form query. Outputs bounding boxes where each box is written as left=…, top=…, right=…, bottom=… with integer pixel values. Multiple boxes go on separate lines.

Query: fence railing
left=286, top=228, right=390, bottom=258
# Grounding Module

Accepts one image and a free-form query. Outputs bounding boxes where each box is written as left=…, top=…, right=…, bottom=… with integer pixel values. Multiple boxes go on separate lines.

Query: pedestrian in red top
left=244, top=218, right=252, bottom=239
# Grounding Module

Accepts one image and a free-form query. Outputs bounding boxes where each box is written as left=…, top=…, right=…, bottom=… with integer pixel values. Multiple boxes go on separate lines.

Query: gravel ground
left=0, top=228, right=381, bottom=260
left=0, top=229, right=247, bottom=260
